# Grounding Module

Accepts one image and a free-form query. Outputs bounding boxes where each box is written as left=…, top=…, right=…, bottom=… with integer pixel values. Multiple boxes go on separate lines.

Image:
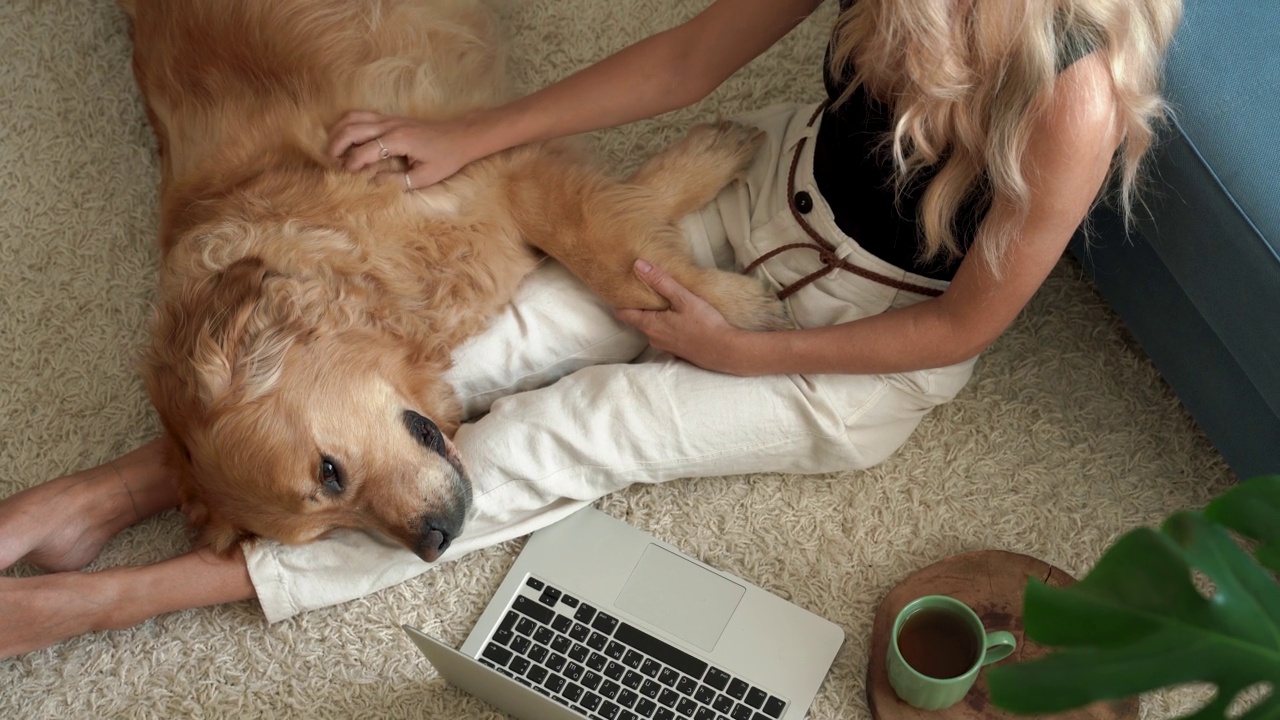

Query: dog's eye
left=404, top=410, right=447, bottom=457
left=319, top=456, right=344, bottom=495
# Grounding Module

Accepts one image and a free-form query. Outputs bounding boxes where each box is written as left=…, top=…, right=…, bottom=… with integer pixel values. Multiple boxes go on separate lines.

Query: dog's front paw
left=679, top=121, right=767, bottom=179
left=702, top=270, right=790, bottom=332
left=628, top=121, right=767, bottom=221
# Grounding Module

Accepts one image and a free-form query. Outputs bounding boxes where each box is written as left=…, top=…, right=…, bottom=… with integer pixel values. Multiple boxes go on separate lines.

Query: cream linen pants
left=245, top=104, right=977, bottom=623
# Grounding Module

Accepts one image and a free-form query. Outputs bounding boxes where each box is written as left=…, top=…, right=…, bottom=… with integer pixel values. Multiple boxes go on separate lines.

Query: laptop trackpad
left=614, top=545, right=746, bottom=652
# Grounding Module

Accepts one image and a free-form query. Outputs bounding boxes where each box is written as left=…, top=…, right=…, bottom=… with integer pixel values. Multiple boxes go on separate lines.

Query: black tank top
left=814, top=5, right=1098, bottom=280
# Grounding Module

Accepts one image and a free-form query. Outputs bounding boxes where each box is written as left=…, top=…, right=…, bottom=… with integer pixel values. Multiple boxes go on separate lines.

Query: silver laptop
left=403, top=506, right=844, bottom=720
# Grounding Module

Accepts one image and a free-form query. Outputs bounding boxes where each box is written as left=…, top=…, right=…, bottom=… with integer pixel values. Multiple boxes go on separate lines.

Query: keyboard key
left=499, top=611, right=518, bottom=632
left=713, top=693, right=735, bottom=713
left=704, top=668, right=731, bottom=691
left=677, top=697, right=698, bottom=716
left=592, top=612, right=620, bottom=634
left=510, top=636, right=532, bottom=655
left=527, top=665, right=549, bottom=684
left=528, top=645, right=549, bottom=664
left=620, top=711, right=639, bottom=720
left=640, top=659, right=661, bottom=678
left=676, top=676, right=698, bottom=696
left=513, top=595, right=554, bottom=624
left=570, top=623, right=591, bottom=642
left=564, top=683, right=585, bottom=702
left=618, top=689, right=639, bottom=708
left=515, top=617, right=536, bottom=636
left=539, top=586, right=562, bottom=607
left=731, top=702, right=754, bottom=720
left=565, top=662, right=584, bottom=681
left=600, top=679, right=622, bottom=700
left=658, top=688, right=680, bottom=708
left=622, top=650, right=644, bottom=669
left=510, top=657, right=531, bottom=676
left=604, top=661, right=625, bottom=680
left=492, top=627, right=514, bottom=646
left=526, top=577, right=545, bottom=591
left=745, top=688, right=768, bottom=709
left=582, top=693, right=603, bottom=711
left=575, top=604, right=598, bottom=625
left=658, top=668, right=679, bottom=686
left=533, top=626, right=555, bottom=645
left=763, top=696, right=786, bottom=718
left=613, top=623, right=708, bottom=680
left=587, top=652, right=607, bottom=671
left=726, top=679, right=749, bottom=700
left=569, top=643, right=590, bottom=662
left=600, top=700, right=621, bottom=719
left=552, top=614, right=573, bottom=634
left=655, top=709, right=676, bottom=720
left=551, top=634, right=572, bottom=654
left=547, top=653, right=567, bottom=673
left=481, top=643, right=512, bottom=667
left=636, top=698, right=658, bottom=717
left=546, top=674, right=567, bottom=694
left=621, top=670, right=643, bottom=689
left=562, top=595, right=580, bottom=608
left=639, top=679, right=662, bottom=699
left=605, top=641, right=626, bottom=660
left=695, top=684, right=717, bottom=705
left=694, top=707, right=716, bottom=720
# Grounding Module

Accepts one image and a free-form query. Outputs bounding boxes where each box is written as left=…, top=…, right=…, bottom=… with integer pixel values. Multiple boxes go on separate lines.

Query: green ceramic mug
left=886, top=595, right=1017, bottom=711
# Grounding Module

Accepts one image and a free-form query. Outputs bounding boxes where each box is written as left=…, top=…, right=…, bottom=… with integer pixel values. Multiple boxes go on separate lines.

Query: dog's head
left=144, top=252, right=470, bottom=561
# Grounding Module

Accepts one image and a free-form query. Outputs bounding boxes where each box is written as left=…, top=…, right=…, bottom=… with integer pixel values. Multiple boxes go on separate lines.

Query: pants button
left=793, top=191, right=813, bottom=214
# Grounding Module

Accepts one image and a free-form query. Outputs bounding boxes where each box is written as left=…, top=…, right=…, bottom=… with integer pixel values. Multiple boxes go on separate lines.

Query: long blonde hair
left=827, top=0, right=1181, bottom=273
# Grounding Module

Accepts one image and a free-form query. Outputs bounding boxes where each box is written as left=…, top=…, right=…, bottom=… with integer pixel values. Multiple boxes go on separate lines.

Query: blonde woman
left=0, top=0, right=1180, bottom=656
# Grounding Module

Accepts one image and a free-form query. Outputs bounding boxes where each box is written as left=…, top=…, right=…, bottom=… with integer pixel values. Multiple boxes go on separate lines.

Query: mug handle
left=981, top=630, right=1018, bottom=665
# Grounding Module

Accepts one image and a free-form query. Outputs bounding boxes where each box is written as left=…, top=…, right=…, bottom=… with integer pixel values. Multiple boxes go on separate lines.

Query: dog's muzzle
left=414, top=510, right=464, bottom=562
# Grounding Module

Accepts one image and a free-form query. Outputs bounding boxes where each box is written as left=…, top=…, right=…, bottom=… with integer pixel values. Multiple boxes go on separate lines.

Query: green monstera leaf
left=987, top=476, right=1280, bottom=718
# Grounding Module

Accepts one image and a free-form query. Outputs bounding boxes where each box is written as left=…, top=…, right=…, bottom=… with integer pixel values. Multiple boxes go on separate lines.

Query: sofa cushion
left=1145, top=0, right=1280, bottom=417
left=1072, top=0, right=1280, bottom=478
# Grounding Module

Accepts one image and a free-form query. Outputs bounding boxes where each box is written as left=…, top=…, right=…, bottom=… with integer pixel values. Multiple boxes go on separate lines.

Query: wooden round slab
left=866, top=550, right=1138, bottom=720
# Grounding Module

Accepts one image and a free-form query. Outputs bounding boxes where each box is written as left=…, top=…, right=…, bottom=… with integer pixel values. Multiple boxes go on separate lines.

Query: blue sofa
left=1069, top=0, right=1279, bottom=480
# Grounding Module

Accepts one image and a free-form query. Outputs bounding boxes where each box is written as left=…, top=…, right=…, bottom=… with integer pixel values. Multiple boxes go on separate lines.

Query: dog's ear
left=195, top=507, right=255, bottom=556
left=144, top=256, right=311, bottom=420
left=158, top=431, right=255, bottom=555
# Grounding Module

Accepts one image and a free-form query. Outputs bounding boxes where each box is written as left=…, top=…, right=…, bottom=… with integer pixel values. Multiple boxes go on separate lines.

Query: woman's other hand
left=615, top=260, right=755, bottom=374
left=327, top=111, right=478, bottom=190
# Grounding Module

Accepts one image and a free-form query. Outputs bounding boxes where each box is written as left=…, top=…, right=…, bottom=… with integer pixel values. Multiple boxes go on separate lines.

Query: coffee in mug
left=886, top=595, right=1017, bottom=710
left=896, top=606, right=982, bottom=679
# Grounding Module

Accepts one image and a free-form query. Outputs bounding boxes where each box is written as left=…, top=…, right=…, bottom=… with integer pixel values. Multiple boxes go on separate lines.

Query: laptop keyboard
left=475, top=576, right=789, bottom=720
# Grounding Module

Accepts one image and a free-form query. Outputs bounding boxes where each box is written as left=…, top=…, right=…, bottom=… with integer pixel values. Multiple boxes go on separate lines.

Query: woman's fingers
left=327, top=111, right=394, bottom=160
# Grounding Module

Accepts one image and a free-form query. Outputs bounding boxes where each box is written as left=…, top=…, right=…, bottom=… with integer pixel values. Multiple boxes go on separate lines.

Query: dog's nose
left=415, top=515, right=460, bottom=562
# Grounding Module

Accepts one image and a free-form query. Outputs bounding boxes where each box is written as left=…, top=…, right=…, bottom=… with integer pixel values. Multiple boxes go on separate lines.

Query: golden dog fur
left=120, top=0, right=785, bottom=561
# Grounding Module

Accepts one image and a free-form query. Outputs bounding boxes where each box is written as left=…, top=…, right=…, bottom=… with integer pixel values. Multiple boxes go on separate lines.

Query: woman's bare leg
left=0, top=438, right=177, bottom=572
left=0, top=545, right=254, bottom=658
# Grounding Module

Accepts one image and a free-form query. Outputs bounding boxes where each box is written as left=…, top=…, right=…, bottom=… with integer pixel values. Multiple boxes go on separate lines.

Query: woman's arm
left=328, top=0, right=823, bottom=187
left=621, top=54, right=1125, bottom=376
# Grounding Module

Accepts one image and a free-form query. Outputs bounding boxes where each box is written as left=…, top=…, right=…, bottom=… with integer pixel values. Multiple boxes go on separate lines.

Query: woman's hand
left=615, top=260, right=755, bottom=374
left=327, top=111, right=481, bottom=190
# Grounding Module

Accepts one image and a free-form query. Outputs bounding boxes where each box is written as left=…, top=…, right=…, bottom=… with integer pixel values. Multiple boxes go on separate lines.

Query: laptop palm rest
left=615, top=544, right=744, bottom=651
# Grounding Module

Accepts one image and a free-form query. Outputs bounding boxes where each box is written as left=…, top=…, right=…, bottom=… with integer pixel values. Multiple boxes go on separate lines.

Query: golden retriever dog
left=120, top=0, right=785, bottom=562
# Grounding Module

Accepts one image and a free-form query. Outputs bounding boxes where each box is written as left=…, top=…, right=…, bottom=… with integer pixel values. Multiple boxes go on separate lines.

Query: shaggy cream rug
left=0, top=0, right=1234, bottom=718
